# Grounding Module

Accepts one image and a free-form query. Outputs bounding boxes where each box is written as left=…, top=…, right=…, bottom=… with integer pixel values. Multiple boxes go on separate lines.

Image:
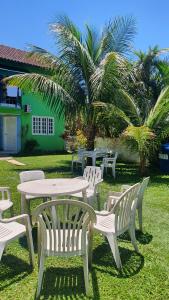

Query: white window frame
left=32, top=116, right=55, bottom=136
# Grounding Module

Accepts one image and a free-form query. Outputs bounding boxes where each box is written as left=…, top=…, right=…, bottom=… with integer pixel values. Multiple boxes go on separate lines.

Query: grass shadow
left=136, top=231, right=153, bottom=245
left=0, top=254, right=33, bottom=291
left=118, top=230, right=153, bottom=245
left=38, top=266, right=100, bottom=299
left=14, top=161, right=72, bottom=175
left=18, top=228, right=38, bottom=253
left=92, top=241, right=144, bottom=278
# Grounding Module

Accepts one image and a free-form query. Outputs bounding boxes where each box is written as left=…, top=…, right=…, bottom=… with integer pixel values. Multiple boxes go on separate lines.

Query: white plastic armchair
left=94, top=183, right=140, bottom=269
left=105, top=177, right=150, bottom=231
left=32, top=199, right=96, bottom=298
left=0, top=214, right=34, bottom=267
left=0, top=187, right=13, bottom=219
left=71, top=166, right=103, bottom=207
left=71, top=148, right=86, bottom=172
left=19, top=170, right=45, bottom=214
left=102, top=152, right=118, bottom=178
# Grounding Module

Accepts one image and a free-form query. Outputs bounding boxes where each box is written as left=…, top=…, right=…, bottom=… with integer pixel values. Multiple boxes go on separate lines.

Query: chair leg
left=25, top=220, right=35, bottom=267
left=138, top=205, right=143, bottom=232
left=0, top=243, right=5, bottom=261
left=128, top=225, right=139, bottom=253
left=112, top=166, right=115, bottom=178
left=88, top=196, right=95, bottom=207
left=83, top=253, right=89, bottom=296
left=96, top=192, right=100, bottom=211
left=88, top=225, right=93, bottom=269
left=107, top=234, right=122, bottom=269
left=36, top=253, right=45, bottom=299
left=10, top=205, right=14, bottom=217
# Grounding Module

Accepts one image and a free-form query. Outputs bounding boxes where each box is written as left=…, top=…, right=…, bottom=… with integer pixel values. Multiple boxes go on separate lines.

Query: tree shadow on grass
left=14, top=160, right=72, bottom=176
left=136, top=230, right=153, bottom=245
left=92, top=241, right=144, bottom=279
left=119, top=231, right=153, bottom=245
left=103, top=163, right=141, bottom=185
left=38, top=266, right=100, bottom=300
left=0, top=254, right=32, bottom=291
left=18, top=228, right=38, bottom=253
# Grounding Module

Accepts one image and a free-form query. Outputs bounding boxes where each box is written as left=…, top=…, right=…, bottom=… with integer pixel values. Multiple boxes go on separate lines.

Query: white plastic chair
left=19, top=170, right=45, bottom=214
left=0, top=187, right=13, bottom=219
left=105, top=177, right=150, bottom=231
left=70, top=166, right=103, bottom=207
left=101, top=152, right=118, bottom=178
left=0, top=214, right=34, bottom=266
left=94, top=183, right=140, bottom=269
left=32, top=199, right=96, bottom=298
left=72, top=149, right=86, bottom=172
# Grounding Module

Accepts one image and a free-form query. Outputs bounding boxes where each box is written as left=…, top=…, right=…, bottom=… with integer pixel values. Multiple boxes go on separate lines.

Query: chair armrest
left=95, top=179, right=103, bottom=193
left=95, top=210, right=113, bottom=216
left=121, top=185, right=131, bottom=192
left=0, top=214, right=30, bottom=226
left=108, top=191, right=122, bottom=197
left=96, top=179, right=103, bottom=186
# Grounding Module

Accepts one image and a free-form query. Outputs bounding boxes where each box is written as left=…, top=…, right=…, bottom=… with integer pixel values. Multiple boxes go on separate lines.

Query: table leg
left=92, top=156, right=96, bottom=166
left=51, top=196, right=57, bottom=226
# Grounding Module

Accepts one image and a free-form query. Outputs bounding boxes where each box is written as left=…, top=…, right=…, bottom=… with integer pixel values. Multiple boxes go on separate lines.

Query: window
left=32, top=116, right=54, bottom=135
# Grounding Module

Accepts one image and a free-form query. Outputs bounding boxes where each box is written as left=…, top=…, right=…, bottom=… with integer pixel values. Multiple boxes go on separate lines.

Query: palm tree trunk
left=139, top=152, right=147, bottom=176
left=86, top=123, right=96, bottom=150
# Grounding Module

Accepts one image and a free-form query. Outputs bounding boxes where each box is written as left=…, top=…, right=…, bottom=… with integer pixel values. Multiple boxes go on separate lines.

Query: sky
left=1, top=0, right=169, bottom=55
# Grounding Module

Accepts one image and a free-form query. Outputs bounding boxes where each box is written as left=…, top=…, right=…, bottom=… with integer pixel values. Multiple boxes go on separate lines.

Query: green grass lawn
left=0, top=154, right=169, bottom=300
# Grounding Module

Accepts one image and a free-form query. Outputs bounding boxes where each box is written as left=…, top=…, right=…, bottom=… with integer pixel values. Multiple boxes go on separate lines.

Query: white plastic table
left=83, top=150, right=108, bottom=166
left=17, top=178, right=89, bottom=215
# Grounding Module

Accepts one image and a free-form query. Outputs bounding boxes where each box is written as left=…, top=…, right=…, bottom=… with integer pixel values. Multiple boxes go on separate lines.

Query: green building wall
left=21, top=93, right=65, bottom=152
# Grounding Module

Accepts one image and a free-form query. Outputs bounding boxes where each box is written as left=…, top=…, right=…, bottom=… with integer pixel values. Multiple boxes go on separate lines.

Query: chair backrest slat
left=50, top=206, right=57, bottom=252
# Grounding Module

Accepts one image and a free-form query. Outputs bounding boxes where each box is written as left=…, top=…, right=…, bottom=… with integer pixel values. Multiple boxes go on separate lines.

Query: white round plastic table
left=17, top=178, right=89, bottom=215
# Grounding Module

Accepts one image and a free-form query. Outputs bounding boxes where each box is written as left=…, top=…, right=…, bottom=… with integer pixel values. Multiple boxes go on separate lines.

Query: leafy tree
left=5, top=15, right=136, bottom=149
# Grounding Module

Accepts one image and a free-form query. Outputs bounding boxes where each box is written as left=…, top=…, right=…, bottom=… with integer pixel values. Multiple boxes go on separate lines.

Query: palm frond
left=85, top=25, right=100, bottom=62
left=101, top=16, right=136, bottom=56
left=146, top=86, right=169, bottom=128
left=118, top=90, right=142, bottom=125
left=91, top=52, right=128, bottom=99
left=93, top=101, right=132, bottom=125
left=26, top=45, right=62, bottom=72
left=4, top=73, right=77, bottom=116
left=50, top=16, right=95, bottom=70
left=123, top=125, right=155, bottom=155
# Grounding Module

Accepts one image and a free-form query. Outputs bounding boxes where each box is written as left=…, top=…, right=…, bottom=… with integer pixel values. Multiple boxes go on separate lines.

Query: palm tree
left=5, top=15, right=136, bottom=149
left=93, top=83, right=169, bottom=175
left=91, top=45, right=169, bottom=174
left=131, top=46, right=169, bottom=111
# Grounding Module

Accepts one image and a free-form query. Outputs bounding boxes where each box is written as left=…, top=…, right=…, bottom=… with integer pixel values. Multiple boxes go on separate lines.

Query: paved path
left=0, top=157, right=25, bottom=166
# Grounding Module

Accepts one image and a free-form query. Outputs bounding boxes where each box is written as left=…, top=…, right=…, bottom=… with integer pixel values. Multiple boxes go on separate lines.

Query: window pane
left=32, top=116, right=54, bottom=135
